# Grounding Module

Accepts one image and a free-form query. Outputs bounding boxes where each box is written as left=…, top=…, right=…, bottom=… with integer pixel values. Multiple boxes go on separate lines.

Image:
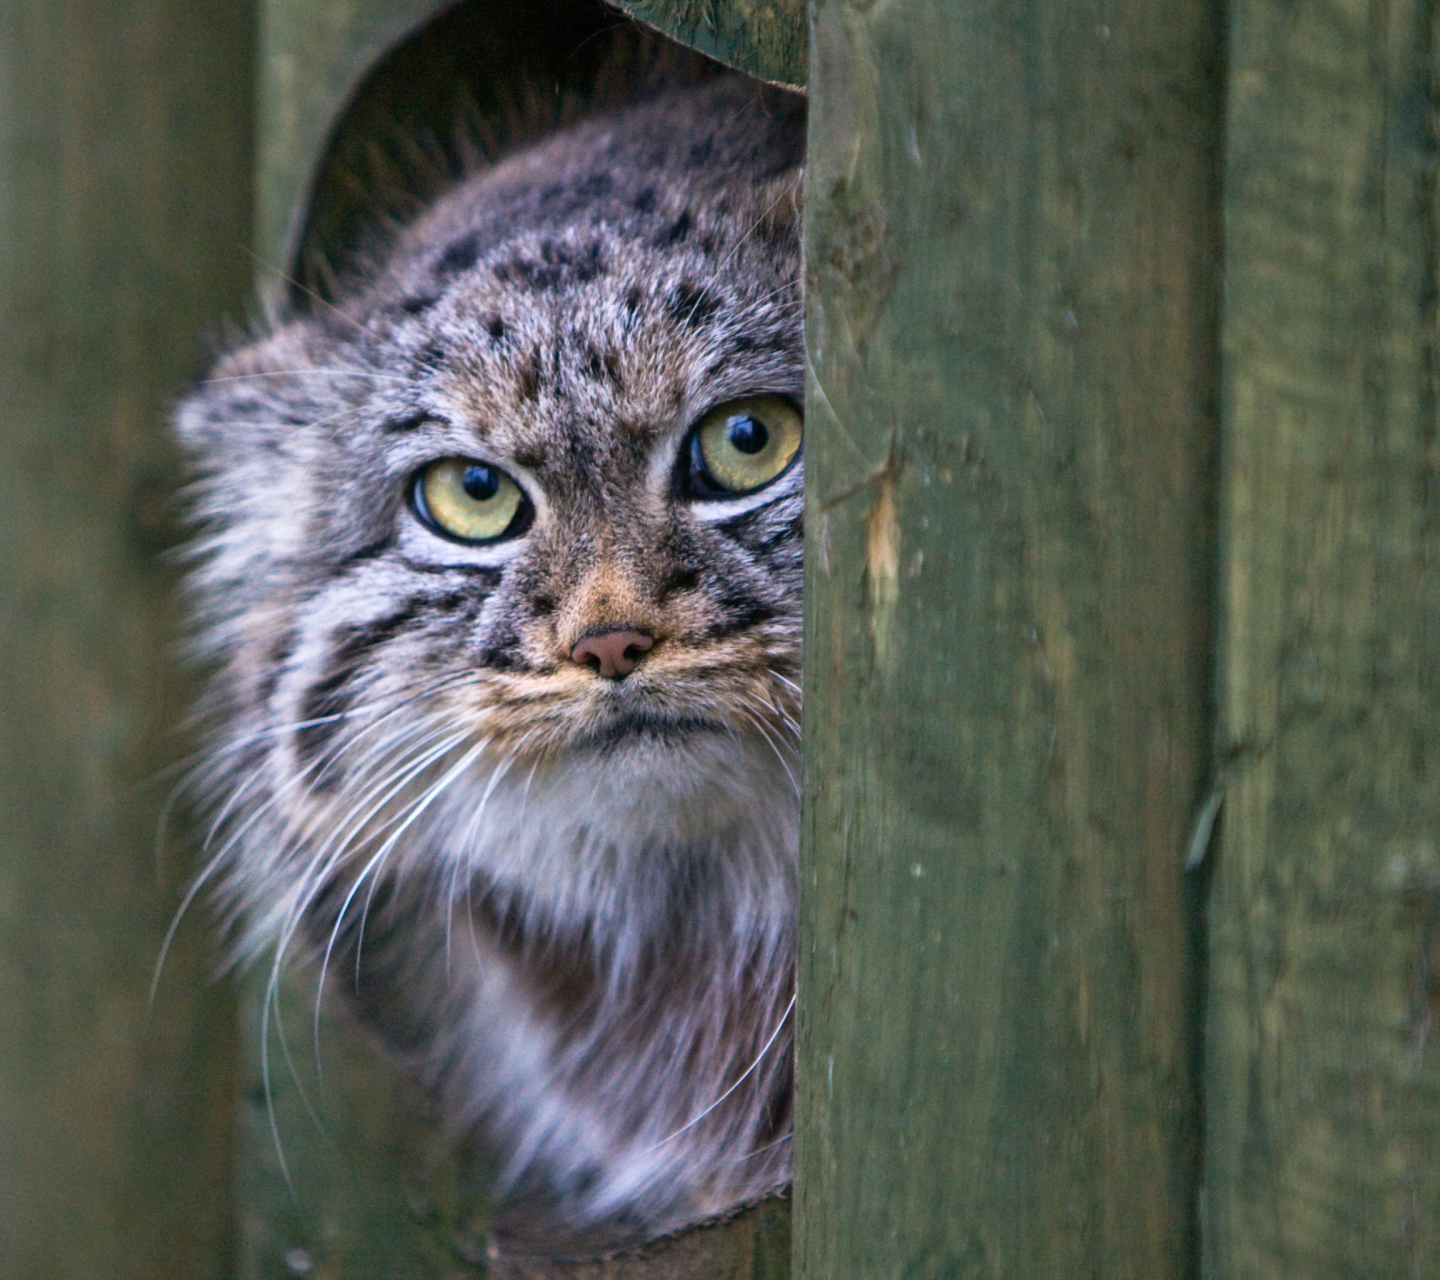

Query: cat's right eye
left=684, top=396, right=803, bottom=498
left=412, top=459, right=533, bottom=544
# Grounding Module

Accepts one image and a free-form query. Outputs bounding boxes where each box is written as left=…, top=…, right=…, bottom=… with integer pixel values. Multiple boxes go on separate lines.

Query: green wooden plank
left=797, top=0, right=1221, bottom=1275
left=0, top=0, right=254, bottom=1274
left=1204, top=0, right=1440, bottom=1274
left=607, top=0, right=806, bottom=87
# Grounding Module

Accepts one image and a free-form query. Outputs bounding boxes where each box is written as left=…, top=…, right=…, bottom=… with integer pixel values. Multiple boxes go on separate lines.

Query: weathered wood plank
left=607, top=0, right=806, bottom=87
left=0, top=0, right=254, bottom=1273
left=1204, top=0, right=1440, bottom=1274
left=797, top=0, right=1222, bottom=1275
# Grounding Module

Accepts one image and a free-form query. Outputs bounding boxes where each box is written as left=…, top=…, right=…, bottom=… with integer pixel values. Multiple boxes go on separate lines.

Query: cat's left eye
left=412, top=459, right=533, bottom=544
left=684, top=396, right=803, bottom=498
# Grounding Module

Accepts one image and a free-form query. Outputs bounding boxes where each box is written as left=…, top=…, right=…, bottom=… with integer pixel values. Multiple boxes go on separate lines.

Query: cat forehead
left=355, top=227, right=800, bottom=465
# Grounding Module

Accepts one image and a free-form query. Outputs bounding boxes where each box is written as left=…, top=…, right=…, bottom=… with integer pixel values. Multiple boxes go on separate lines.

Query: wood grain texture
left=606, top=0, right=806, bottom=87
left=1204, top=0, right=1440, bottom=1274
left=0, top=0, right=254, bottom=1274
left=797, top=0, right=1222, bottom=1275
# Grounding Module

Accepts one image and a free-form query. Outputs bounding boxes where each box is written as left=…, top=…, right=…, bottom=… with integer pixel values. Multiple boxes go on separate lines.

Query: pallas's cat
left=175, top=75, right=804, bottom=1253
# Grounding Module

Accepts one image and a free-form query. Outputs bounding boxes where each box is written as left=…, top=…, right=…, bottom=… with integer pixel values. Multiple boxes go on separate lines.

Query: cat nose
left=570, top=628, right=654, bottom=680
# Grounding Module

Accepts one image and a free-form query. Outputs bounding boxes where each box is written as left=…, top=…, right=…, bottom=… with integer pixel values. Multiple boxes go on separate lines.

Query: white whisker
left=639, top=992, right=796, bottom=1156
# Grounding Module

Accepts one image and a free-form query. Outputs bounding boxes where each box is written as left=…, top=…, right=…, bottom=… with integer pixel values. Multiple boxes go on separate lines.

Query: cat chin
left=408, top=725, right=798, bottom=940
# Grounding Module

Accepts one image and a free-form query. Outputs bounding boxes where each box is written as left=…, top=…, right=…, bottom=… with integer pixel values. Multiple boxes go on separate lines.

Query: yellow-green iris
left=692, top=397, right=802, bottom=495
left=415, top=459, right=526, bottom=543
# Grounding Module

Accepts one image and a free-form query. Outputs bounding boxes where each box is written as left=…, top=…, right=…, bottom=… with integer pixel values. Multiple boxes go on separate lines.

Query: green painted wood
left=607, top=0, right=806, bottom=88
left=0, top=0, right=254, bottom=1274
left=797, top=0, right=1221, bottom=1275
left=1203, top=0, right=1440, bottom=1274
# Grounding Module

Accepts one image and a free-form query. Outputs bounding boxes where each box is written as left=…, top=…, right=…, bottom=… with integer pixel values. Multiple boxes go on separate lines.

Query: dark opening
left=291, top=0, right=724, bottom=308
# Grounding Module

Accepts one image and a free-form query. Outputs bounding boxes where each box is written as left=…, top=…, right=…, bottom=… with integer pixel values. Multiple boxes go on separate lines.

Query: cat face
left=177, top=79, right=805, bottom=951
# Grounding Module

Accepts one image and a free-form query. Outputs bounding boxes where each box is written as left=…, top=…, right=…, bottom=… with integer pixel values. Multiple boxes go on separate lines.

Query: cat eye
left=685, top=397, right=802, bottom=498
left=412, top=458, right=533, bottom=544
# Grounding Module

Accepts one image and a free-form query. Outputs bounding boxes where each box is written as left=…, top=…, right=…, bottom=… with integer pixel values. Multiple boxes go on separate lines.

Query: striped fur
left=175, top=77, right=805, bottom=1254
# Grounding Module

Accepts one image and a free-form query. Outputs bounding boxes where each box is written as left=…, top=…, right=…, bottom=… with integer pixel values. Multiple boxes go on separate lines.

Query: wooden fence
left=1, top=0, right=1435, bottom=1276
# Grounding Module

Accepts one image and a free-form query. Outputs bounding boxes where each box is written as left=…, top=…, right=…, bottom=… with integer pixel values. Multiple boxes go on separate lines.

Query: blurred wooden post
left=609, top=0, right=806, bottom=87
left=797, top=0, right=1221, bottom=1275
left=1203, top=0, right=1440, bottom=1274
left=0, top=0, right=253, bottom=1275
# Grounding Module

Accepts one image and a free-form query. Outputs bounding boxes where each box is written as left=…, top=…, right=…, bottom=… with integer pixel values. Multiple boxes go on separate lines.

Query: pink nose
left=570, top=628, right=654, bottom=679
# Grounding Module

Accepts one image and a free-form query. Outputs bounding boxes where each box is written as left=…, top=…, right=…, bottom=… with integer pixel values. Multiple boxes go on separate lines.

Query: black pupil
left=462, top=465, right=500, bottom=501
left=726, top=414, right=768, bottom=455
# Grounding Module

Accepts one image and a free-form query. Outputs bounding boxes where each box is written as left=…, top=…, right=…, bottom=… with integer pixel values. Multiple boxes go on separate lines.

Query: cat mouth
left=580, top=708, right=728, bottom=749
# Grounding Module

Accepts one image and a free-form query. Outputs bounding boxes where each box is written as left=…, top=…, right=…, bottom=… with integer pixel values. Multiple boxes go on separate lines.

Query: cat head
left=175, top=78, right=806, bottom=950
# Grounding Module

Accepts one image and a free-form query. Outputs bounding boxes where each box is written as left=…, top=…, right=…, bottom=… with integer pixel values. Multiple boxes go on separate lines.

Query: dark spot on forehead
left=381, top=411, right=435, bottom=434
left=624, top=284, right=644, bottom=313
left=512, top=441, right=547, bottom=469
left=435, top=232, right=481, bottom=277
left=493, top=239, right=605, bottom=292
left=579, top=342, right=623, bottom=389
left=516, top=349, right=541, bottom=402
left=483, top=313, right=505, bottom=340
left=396, top=293, right=440, bottom=316
left=668, top=279, right=721, bottom=328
